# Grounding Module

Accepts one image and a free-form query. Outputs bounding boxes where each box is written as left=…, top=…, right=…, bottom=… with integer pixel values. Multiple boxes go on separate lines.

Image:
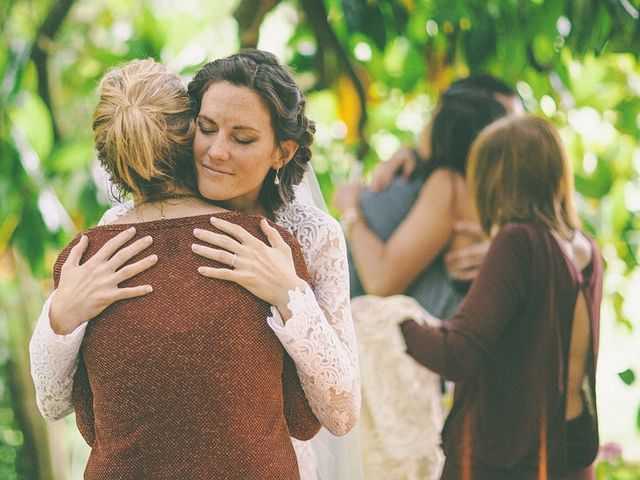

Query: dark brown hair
left=428, top=90, right=507, bottom=176
left=93, top=59, right=197, bottom=202
left=188, top=49, right=315, bottom=212
left=467, top=114, right=579, bottom=238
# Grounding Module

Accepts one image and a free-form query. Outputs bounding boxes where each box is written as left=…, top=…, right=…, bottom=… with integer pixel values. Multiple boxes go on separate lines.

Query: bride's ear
left=277, top=140, right=299, bottom=167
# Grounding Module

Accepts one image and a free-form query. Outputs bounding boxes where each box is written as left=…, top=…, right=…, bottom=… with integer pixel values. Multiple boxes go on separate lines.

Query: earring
left=273, top=167, right=281, bottom=185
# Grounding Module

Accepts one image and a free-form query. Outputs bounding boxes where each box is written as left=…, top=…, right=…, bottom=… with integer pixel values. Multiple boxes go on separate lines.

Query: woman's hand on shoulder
left=50, top=228, right=157, bottom=335
left=192, top=217, right=307, bottom=321
left=444, top=221, right=490, bottom=281
left=369, top=146, right=417, bottom=192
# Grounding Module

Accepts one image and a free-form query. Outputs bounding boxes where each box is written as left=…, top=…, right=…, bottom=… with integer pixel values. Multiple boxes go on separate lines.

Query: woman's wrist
left=49, top=294, right=82, bottom=335
left=273, top=278, right=308, bottom=323
left=340, top=206, right=362, bottom=238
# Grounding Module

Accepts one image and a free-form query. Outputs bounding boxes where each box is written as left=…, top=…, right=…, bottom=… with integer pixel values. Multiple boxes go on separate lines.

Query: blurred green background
left=1, top=0, right=639, bottom=478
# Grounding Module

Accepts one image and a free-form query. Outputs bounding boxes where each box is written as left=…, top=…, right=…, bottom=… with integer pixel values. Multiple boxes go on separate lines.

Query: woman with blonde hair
left=31, top=51, right=360, bottom=479
left=400, top=115, right=602, bottom=479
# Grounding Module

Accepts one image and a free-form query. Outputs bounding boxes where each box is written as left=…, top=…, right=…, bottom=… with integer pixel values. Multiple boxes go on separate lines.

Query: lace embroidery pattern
left=351, top=295, right=444, bottom=480
left=271, top=201, right=360, bottom=435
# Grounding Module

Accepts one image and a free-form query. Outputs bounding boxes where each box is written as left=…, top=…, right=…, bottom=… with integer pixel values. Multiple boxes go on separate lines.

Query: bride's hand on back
left=50, top=227, right=157, bottom=335
left=192, top=217, right=307, bottom=322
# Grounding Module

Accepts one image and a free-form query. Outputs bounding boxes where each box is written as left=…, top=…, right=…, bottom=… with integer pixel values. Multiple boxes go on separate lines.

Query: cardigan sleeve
left=400, top=224, right=531, bottom=381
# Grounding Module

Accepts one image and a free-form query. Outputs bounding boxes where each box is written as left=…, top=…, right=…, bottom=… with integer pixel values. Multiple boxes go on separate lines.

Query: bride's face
left=193, top=81, right=281, bottom=213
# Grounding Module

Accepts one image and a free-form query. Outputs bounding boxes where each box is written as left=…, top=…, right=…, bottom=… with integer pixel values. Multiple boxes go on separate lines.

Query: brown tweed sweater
left=53, top=211, right=320, bottom=480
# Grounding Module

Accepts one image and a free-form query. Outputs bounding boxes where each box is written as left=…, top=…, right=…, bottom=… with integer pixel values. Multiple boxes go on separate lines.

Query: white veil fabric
left=294, top=165, right=364, bottom=480
left=293, top=165, right=328, bottom=212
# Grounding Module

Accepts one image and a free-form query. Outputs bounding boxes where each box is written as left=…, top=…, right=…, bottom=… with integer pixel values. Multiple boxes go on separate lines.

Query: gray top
left=348, top=173, right=465, bottom=320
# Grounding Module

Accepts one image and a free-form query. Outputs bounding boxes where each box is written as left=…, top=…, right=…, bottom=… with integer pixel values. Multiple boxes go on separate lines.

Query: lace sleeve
left=28, top=203, right=133, bottom=421
left=29, top=292, right=87, bottom=420
left=269, top=203, right=360, bottom=435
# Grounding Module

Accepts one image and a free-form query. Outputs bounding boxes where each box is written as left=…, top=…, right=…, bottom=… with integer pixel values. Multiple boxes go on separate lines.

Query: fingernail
left=194, top=228, right=201, bottom=235
left=146, top=285, right=153, bottom=293
left=197, top=267, right=205, bottom=274
left=129, top=227, right=136, bottom=233
left=210, top=217, right=217, bottom=224
left=151, top=255, right=158, bottom=262
left=145, top=236, right=153, bottom=243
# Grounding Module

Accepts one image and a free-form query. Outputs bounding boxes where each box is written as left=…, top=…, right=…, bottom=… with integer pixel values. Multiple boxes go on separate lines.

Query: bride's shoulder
left=97, top=201, right=134, bottom=226
left=278, top=200, right=340, bottom=235
left=276, top=200, right=344, bottom=249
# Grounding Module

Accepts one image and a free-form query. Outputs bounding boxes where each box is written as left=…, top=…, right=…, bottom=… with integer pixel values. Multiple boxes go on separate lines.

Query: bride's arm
left=29, top=203, right=154, bottom=420
left=268, top=208, right=360, bottom=435
left=29, top=292, right=87, bottom=420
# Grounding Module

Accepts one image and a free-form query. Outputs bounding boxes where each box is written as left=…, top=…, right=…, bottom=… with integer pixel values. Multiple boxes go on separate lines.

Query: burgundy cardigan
left=54, top=212, right=320, bottom=480
left=401, top=222, right=603, bottom=479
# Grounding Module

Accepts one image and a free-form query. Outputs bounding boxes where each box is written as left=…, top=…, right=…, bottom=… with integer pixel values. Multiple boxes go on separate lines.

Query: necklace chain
left=148, top=193, right=196, bottom=220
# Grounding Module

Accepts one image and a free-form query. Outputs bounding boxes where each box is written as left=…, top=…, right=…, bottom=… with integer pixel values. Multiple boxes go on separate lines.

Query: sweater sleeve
left=400, top=224, right=531, bottom=381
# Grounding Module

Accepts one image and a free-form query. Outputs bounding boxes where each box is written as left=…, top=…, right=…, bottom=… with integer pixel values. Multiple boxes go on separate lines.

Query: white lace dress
left=29, top=200, right=361, bottom=480
left=351, top=295, right=444, bottom=480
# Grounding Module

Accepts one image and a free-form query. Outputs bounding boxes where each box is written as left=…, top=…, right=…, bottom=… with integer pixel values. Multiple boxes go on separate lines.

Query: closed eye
left=234, top=137, right=255, bottom=145
left=198, top=122, right=216, bottom=135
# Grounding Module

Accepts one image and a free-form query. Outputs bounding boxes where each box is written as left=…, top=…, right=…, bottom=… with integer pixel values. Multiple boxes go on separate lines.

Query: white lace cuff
left=29, top=290, right=86, bottom=421
left=266, top=283, right=312, bottom=330
left=267, top=284, right=355, bottom=394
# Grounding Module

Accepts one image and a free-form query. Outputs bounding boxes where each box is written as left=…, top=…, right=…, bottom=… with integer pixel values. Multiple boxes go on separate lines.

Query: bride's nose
left=206, top=135, right=231, bottom=162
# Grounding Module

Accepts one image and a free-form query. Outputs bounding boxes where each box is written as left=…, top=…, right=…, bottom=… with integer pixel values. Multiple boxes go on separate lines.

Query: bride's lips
left=199, top=163, right=232, bottom=177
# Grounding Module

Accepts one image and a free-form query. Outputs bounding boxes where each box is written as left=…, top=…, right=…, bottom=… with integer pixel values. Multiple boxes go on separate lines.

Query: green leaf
left=9, top=90, right=54, bottom=161
left=618, top=368, right=636, bottom=386
left=11, top=196, right=50, bottom=275
left=574, top=157, right=613, bottom=199
left=46, top=141, right=94, bottom=173
left=611, top=180, right=631, bottom=233
left=612, top=292, right=633, bottom=331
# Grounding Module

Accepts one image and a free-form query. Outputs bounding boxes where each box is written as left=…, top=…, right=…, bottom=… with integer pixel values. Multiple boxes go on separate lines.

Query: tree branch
left=299, top=0, right=369, bottom=157
left=29, top=0, right=76, bottom=142
left=233, top=0, right=281, bottom=48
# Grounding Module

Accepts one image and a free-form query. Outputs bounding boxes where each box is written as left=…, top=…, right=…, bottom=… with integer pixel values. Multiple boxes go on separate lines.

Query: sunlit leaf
left=9, top=91, right=53, bottom=161
left=611, top=180, right=631, bottom=233
left=46, top=141, right=94, bottom=173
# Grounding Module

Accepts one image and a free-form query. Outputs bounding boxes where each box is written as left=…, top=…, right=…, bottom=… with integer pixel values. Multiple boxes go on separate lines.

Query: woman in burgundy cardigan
left=400, top=115, right=603, bottom=479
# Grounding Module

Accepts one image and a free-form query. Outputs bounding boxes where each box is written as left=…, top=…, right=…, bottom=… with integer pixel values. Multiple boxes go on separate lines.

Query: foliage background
left=1, top=0, right=639, bottom=478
